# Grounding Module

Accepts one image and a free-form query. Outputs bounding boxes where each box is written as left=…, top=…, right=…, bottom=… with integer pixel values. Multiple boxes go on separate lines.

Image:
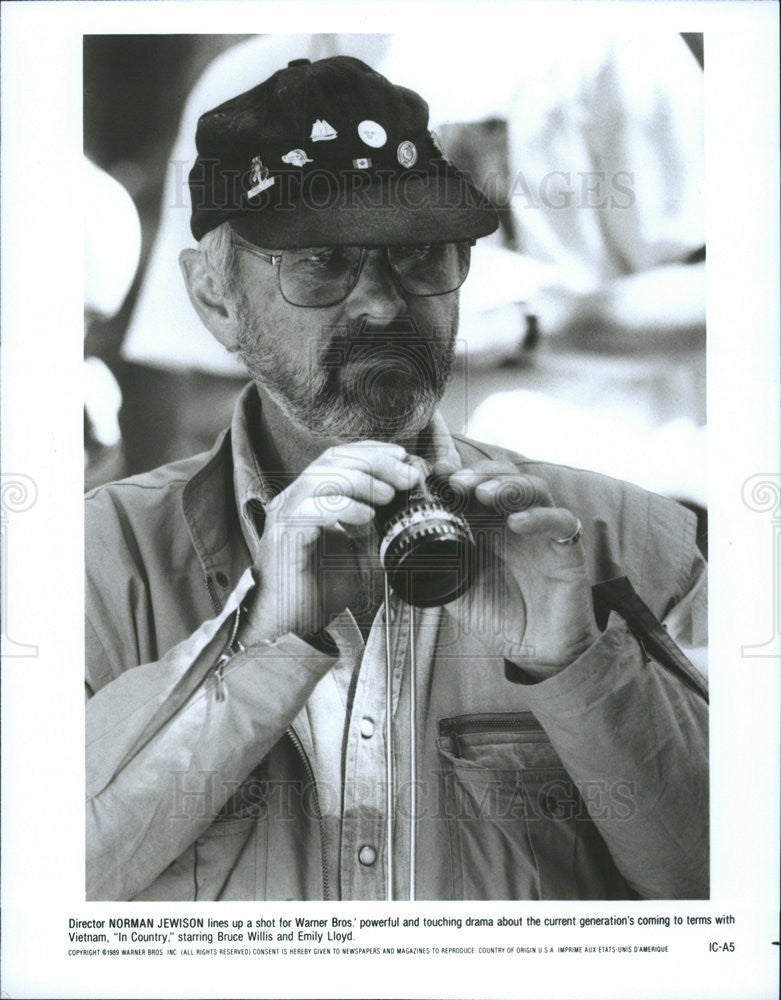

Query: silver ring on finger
left=553, top=518, right=583, bottom=546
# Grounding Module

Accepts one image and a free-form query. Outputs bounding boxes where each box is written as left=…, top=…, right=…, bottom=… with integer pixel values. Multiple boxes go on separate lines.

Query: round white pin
left=357, top=120, right=387, bottom=148
left=397, top=140, right=418, bottom=167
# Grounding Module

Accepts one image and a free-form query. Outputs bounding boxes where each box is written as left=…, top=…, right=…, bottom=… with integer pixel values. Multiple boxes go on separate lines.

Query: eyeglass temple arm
left=231, top=236, right=282, bottom=266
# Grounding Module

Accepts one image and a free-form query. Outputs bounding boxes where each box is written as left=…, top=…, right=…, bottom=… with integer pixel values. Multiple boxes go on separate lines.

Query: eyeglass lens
left=278, top=243, right=471, bottom=307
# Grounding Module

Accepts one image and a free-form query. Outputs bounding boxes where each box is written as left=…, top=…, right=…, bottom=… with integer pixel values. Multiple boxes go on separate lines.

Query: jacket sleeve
left=86, top=568, right=334, bottom=901
left=519, top=551, right=708, bottom=899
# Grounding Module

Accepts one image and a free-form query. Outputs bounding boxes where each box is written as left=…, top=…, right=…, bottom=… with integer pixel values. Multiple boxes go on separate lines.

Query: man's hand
left=242, top=442, right=420, bottom=645
left=438, top=458, right=600, bottom=679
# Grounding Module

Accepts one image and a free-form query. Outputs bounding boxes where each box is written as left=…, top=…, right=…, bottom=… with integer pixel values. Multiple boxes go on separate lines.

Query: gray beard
left=233, top=300, right=457, bottom=442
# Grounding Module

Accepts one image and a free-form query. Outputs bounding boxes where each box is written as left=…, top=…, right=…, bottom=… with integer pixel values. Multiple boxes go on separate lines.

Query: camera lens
left=376, top=470, right=475, bottom=608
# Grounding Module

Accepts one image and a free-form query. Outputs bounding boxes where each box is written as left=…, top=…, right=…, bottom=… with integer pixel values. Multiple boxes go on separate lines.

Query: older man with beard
left=85, top=56, right=708, bottom=903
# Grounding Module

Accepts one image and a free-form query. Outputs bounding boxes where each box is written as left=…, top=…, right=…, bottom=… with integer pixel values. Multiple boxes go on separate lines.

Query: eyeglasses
left=230, top=230, right=473, bottom=308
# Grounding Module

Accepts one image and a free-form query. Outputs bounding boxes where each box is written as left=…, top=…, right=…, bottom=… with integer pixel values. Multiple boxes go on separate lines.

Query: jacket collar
left=180, top=423, right=250, bottom=605
left=181, top=384, right=284, bottom=597
left=230, top=384, right=275, bottom=558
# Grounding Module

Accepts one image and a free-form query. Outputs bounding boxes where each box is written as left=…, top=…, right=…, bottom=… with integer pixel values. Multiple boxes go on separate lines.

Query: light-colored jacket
left=86, top=410, right=708, bottom=901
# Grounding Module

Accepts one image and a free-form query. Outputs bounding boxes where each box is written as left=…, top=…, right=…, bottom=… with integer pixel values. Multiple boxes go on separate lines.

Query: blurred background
left=83, top=32, right=706, bottom=551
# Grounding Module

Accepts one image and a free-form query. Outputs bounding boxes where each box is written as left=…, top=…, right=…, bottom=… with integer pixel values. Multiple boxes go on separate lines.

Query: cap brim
left=228, top=173, right=499, bottom=249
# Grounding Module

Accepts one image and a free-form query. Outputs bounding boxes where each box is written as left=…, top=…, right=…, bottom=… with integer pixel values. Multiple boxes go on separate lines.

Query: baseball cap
left=188, top=56, right=499, bottom=248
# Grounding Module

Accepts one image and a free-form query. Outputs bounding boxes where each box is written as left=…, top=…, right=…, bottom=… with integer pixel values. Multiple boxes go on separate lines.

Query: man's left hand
left=437, top=458, right=600, bottom=680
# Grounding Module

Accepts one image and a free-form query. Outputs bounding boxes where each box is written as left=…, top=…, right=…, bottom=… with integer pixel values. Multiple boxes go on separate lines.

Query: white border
left=1, top=3, right=779, bottom=999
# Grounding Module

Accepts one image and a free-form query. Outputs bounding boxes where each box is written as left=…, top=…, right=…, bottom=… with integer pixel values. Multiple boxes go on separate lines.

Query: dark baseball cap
left=188, top=56, right=499, bottom=248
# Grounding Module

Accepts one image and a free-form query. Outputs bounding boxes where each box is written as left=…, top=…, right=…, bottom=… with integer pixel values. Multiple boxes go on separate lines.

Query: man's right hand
left=241, top=441, right=421, bottom=645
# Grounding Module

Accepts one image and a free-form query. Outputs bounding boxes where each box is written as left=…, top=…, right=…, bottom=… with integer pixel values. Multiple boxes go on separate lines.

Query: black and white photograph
left=83, top=31, right=709, bottom=904
left=1, top=2, right=779, bottom=999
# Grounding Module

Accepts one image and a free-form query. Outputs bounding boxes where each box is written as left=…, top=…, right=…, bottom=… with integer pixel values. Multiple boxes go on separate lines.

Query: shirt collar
left=230, top=382, right=462, bottom=559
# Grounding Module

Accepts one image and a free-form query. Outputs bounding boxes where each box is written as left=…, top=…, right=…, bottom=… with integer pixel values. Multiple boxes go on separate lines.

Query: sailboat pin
left=310, top=119, right=338, bottom=142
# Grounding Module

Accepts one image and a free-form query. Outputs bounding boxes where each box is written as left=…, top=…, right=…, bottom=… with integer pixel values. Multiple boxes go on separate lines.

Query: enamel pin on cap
left=281, top=149, right=313, bottom=166
left=353, top=157, right=372, bottom=169
left=357, top=120, right=387, bottom=148
left=310, top=119, right=337, bottom=141
left=397, top=140, right=418, bottom=167
left=247, top=157, right=275, bottom=197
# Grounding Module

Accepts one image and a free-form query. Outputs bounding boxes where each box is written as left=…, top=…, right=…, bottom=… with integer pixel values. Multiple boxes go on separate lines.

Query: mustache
left=317, top=315, right=443, bottom=408
left=320, top=316, right=446, bottom=373
left=322, top=315, right=424, bottom=353
left=352, top=315, right=422, bottom=340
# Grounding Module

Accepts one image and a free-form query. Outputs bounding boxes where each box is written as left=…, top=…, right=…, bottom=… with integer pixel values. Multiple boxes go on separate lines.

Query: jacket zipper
left=439, top=712, right=545, bottom=735
left=205, top=574, right=221, bottom=614
left=205, top=574, right=241, bottom=700
left=287, top=726, right=331, bottom=901
left=438, top=712, right=545, bottom=757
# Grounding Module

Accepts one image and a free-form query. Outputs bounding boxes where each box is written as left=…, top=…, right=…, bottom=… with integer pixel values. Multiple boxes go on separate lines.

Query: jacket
left=85, top=389, right=708, bottom=901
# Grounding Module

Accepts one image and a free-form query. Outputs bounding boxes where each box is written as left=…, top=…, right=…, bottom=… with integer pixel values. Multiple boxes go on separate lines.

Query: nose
left=345, top=248, right=406, bottom=321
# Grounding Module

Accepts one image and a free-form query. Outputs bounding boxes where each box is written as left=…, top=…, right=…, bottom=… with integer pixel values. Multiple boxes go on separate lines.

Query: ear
left=179, top=248, right=238, bottom=350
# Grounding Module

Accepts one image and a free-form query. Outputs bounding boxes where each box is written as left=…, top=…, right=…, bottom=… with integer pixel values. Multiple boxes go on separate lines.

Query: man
left=86, top=56, right=708, bottom=901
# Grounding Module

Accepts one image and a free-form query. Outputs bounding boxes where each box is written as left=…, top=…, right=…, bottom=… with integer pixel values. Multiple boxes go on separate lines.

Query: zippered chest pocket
left=438, top=712, right=564, bottom=770
left=435, top=712, right=627, bottom=901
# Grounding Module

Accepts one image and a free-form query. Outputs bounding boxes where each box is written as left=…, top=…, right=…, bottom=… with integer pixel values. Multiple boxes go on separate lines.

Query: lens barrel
left=377, top=471, right=475, bottom=608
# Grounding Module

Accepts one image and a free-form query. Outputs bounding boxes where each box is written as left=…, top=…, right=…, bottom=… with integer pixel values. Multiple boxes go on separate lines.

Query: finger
left=431, top=458, right=460, bottom=478
left=316, top=444, right=421, bottom=491
left=300, top=467, right=398, bottom=508
left=474, top=474, right=554, bottom=513
left=274, top=457, right=418, bottom=514
left=444, top=464, right=516, bottom=508
left=296, top=495, right=375, bottom=528
left=326, top=440, right=408, bottom=455
left=506, top=507, right=582, bottom=547
left=447, top=460, right=518, bottom=490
